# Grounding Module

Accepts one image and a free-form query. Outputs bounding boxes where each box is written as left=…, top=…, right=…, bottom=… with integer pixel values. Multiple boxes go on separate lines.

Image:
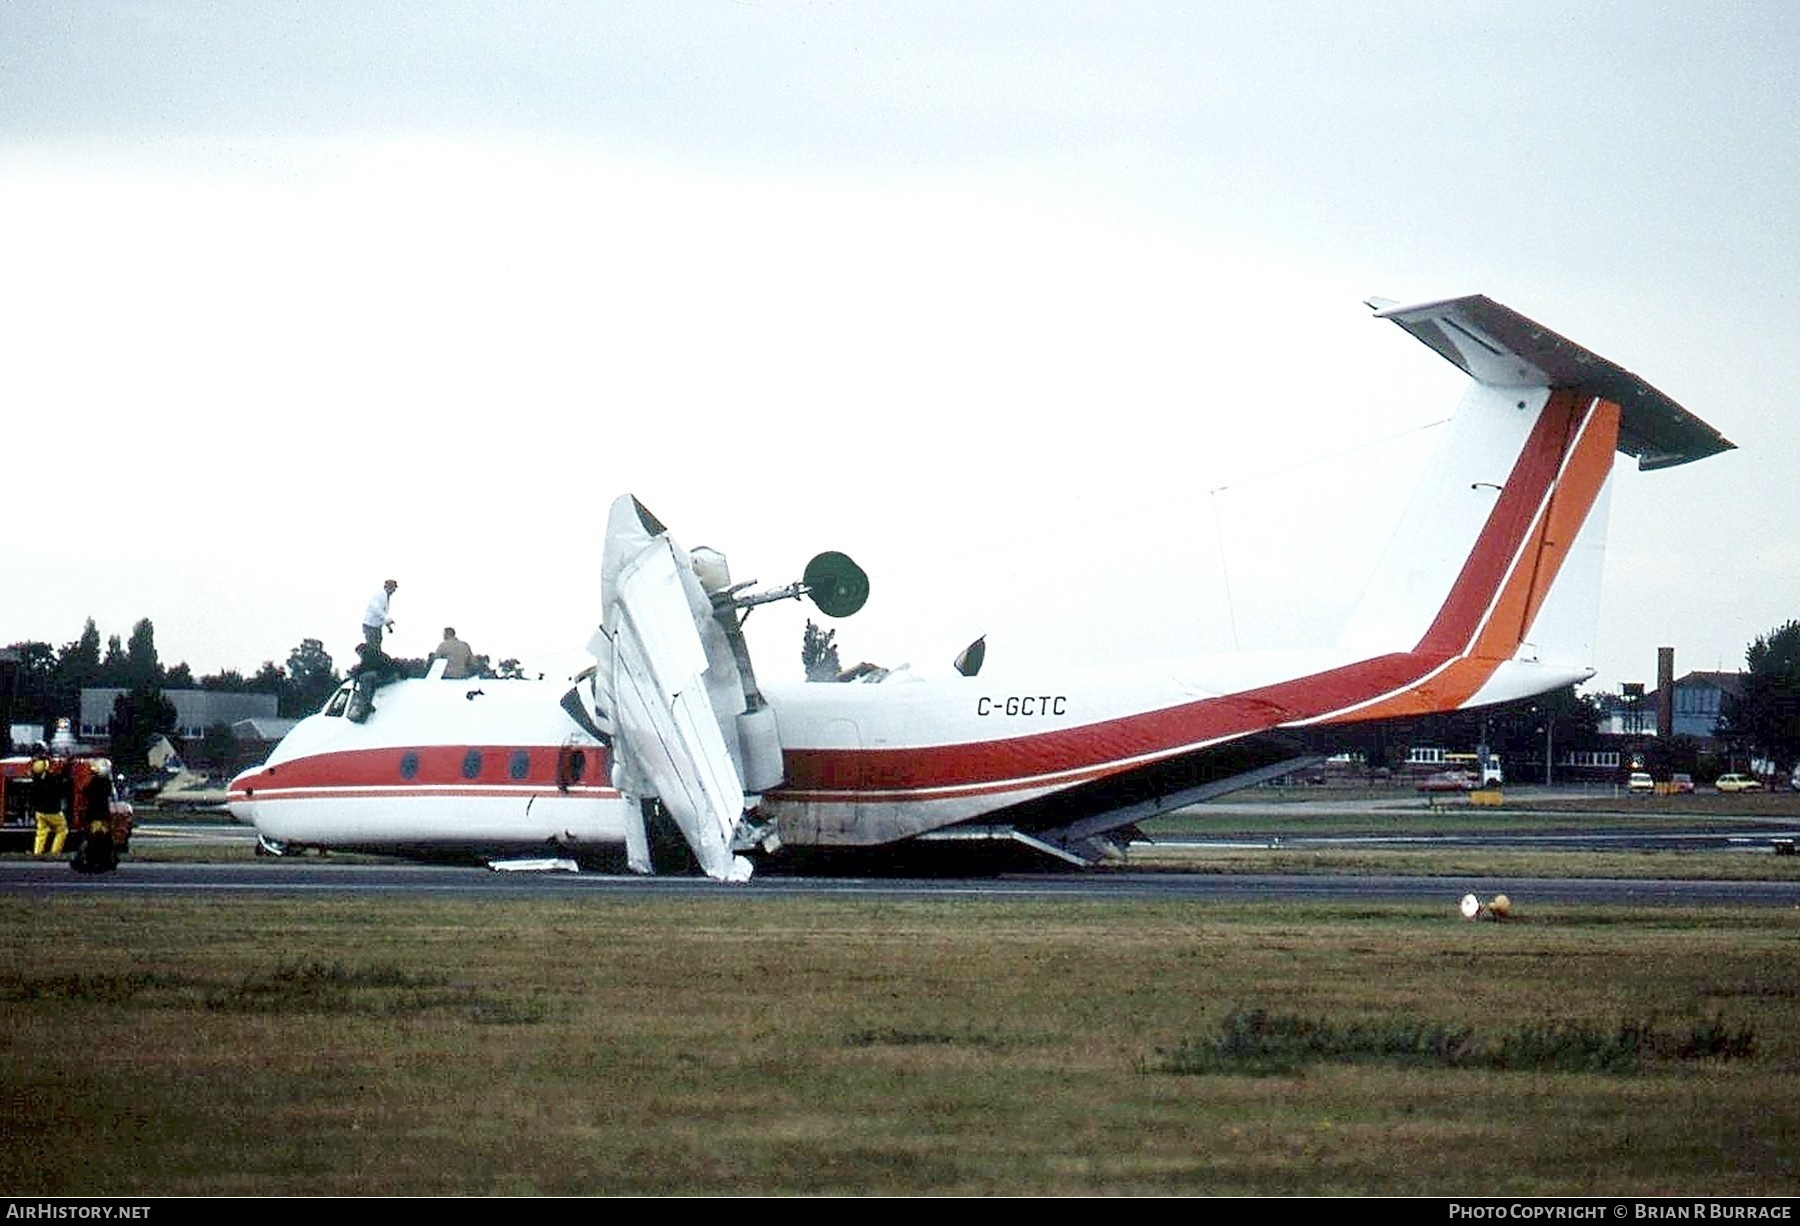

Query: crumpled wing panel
left=607, top=535, right=752, bottom=882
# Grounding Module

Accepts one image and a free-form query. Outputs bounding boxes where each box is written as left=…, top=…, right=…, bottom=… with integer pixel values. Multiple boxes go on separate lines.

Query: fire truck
left=0, top=752, right=134, bottom=854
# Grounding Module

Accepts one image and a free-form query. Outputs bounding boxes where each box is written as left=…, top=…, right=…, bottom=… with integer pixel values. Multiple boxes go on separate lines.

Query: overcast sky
left=3, top=2, right=1795, bottom=694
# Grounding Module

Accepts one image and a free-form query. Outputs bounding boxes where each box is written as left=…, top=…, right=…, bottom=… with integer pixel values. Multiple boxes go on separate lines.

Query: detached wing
left=598, top=500, right=753, bottom=883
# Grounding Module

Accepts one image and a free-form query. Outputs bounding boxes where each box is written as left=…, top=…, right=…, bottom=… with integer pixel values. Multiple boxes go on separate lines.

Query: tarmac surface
left=4, top=792, right=1796, bottom=907
left=1, top=854, right=1796, bottom=907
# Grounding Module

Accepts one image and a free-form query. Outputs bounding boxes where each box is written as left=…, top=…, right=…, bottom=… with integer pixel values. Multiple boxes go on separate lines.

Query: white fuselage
left=228, top=639, right=1587, bottom=857
left=228, top=678, right=627, bottom=853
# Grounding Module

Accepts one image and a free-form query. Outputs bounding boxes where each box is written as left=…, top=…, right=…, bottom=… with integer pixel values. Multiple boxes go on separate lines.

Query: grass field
left=2, top=891, right=1795, bottom=1195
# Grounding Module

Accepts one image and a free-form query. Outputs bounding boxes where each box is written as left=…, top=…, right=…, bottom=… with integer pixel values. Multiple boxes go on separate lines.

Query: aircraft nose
left=226, top=769, right=259, bottom=825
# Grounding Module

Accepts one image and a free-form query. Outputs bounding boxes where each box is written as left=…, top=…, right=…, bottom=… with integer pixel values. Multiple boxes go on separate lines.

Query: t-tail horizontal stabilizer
left=1370, top=295, right=1734, bottom=469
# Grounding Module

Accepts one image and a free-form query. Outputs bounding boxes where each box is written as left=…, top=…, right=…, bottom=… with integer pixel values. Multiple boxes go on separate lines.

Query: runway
left=2, top=857, right=1797, bottom=908
left=5, top=803, right=1796, bottom=908
left=1160, top=827, right=1800, bottom=854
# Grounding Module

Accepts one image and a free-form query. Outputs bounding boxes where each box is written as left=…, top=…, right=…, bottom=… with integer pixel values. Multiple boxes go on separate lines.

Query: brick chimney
left=1657, top=647, right=1675, bottom=739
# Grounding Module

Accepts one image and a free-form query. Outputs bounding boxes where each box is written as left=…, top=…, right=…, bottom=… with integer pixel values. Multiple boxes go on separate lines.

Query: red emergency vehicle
left=0, top=753, right=134, bottom=853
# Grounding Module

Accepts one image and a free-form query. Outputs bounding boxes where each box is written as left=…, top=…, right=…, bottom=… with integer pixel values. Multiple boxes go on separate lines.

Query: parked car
left=1715, top=773, right=1764, bottom=794
left=1417, top=770, right=1477, bottom=793
left=1627, top=771, right=1655, bottom=794
left=1670, top=773, right=1695, bottom=794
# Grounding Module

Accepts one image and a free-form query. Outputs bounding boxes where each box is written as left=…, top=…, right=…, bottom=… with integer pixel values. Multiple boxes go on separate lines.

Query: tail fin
left=1336, top=295, right=1731, bottom=713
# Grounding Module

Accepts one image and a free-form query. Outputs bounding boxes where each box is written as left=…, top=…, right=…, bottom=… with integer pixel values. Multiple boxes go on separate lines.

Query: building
left=1659, top=671, right=1745, bottom=740
left=1596, top=672, right=1744, bottom=743
left=80, top=688, right=279, bottom=741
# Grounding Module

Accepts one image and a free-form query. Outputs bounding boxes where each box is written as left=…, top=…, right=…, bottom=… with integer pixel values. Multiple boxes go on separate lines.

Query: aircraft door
left=555, top=743, right=593, bottom=792
left=811, top=717, right=863, bottom=837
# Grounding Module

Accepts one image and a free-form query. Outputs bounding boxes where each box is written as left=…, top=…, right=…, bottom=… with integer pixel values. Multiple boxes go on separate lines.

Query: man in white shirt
left=362, top=579, right=397, bottom=649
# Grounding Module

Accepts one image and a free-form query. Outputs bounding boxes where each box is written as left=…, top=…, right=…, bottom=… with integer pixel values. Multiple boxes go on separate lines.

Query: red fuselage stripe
left=777, top=650, right=1430, bottom=795
left=232, top=744, right=612, bottom=799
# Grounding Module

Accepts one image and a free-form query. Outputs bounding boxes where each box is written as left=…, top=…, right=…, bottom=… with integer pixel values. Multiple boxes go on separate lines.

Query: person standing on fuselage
left=362, top=579, right=397, bottom=650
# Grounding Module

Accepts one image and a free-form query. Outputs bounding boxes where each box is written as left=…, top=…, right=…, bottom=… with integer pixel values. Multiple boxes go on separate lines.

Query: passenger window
left=400, top=752, right=419, bottom=780
left=509, top=750, right=530, bottom=781
left=462, top=749, right=483, bottom=780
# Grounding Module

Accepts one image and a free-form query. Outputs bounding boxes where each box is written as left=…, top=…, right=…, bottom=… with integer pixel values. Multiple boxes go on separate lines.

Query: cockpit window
left=322, top=683, right=353, bottom=718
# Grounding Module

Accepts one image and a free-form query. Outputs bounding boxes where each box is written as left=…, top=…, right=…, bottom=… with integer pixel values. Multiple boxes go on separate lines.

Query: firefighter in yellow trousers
left=28, top=745, right=68, bottom=857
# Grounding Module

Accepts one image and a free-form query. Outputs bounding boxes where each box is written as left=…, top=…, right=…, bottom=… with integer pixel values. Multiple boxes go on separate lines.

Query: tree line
left=5, top=617, right=345, bottom=717
left=1720, top=620, right=1800, bottom=776
left=1, top=616, right=348, bottom=765
left=4, top=616, right=531, bottom=766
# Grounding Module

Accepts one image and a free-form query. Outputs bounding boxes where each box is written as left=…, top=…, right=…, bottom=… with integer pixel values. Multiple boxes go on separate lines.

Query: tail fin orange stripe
left=1475, top=396, right=1620, bottom=662
left=1330, top=394, right=1619, bottom=722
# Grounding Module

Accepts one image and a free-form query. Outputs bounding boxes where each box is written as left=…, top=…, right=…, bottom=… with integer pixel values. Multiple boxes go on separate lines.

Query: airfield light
left=1460, top=893, right=1514, bottom=921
